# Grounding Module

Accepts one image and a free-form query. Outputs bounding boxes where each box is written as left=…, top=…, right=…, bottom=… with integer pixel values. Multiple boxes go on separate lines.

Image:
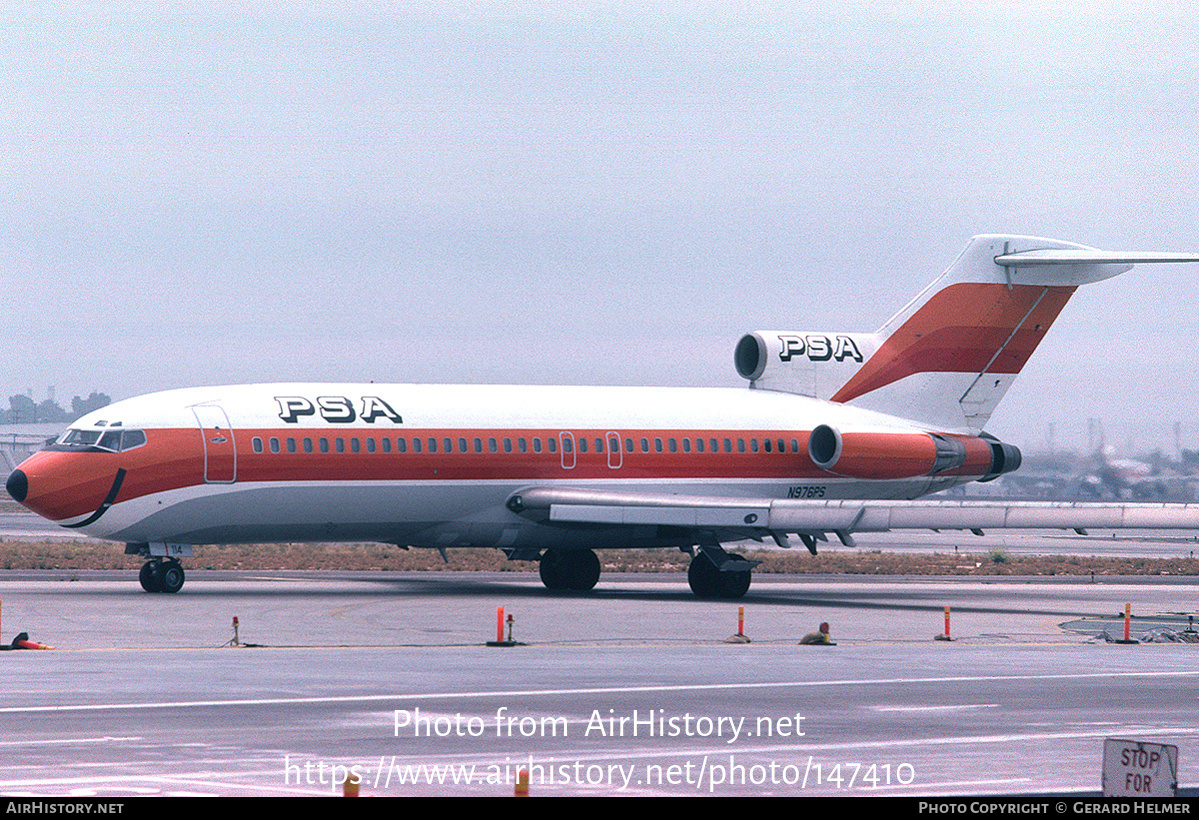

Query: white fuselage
left=12, top=383, right=984, bottom=550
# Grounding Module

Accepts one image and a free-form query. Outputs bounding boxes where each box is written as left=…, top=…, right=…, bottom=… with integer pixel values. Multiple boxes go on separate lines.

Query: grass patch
left=0, top=540, right=1196, bottom=576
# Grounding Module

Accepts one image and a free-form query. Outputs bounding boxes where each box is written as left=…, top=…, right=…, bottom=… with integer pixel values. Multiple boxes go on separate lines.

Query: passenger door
left=193, top=405, right=237, bottom=483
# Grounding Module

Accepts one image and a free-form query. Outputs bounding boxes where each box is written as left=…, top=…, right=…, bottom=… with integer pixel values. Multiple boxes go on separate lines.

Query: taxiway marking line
left=0, top=736, right=141, bottom=746
left=1, top=670, right=1194, bottom=714
left=0, top=773, right=326, bottom=796
left=870, top=704, right=998, bottom=712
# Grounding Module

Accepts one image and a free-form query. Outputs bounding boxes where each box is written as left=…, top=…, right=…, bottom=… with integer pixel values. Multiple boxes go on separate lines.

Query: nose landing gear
left=138, top=558, right=186, bottom=594
left=127, top=544, right=192, bottom=593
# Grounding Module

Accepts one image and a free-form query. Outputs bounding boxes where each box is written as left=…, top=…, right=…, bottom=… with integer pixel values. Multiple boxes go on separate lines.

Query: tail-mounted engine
left=735, top=330, right=880, bottom=398
left=806, top=424, right=1021, bottom=481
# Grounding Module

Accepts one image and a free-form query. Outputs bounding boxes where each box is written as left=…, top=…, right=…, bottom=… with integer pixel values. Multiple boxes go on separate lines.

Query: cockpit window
left=56, top=428, right=148, bottom=452
left=61, top=429, right=102, bottom=447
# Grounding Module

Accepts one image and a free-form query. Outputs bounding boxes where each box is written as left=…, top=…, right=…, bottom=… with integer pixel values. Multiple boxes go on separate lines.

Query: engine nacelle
left=807, top=424, right=1021, bottom=481
left=735, top=331, right=880, bottom=398
left=808, top=424, right=940, bottom=480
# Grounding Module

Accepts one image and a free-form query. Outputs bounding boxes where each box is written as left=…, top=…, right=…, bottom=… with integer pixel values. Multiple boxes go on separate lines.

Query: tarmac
left=0, top=567, right=1195, bottom=797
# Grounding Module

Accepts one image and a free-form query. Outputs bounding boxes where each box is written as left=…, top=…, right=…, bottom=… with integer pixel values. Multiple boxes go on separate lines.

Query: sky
left=3, top=2, right=1199, bottom=455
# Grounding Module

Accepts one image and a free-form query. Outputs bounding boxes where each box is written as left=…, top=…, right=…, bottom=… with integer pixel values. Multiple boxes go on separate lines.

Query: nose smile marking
left=62, top=468, right=128, bottom=529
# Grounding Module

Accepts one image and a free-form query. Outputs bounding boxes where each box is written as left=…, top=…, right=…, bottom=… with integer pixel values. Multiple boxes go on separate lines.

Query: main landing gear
left=538, top=548, right=601, bottom=592
left=687, top=549, right=753, bottom=599
left=139, top=559, right=186, bottom=594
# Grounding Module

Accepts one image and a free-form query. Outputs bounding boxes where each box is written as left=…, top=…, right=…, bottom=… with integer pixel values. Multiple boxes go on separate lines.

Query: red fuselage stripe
left=19, top=425, right=994, bottom=523
left=237, top=427, right=826, bottom=482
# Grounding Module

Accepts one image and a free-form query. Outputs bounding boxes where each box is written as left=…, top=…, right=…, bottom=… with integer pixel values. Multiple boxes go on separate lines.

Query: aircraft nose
left=6, top=469, right=27, bottom=503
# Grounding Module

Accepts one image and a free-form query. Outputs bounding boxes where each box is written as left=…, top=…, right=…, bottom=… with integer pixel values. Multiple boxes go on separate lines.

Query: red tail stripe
left=831, top=282, right=1076, bottom=402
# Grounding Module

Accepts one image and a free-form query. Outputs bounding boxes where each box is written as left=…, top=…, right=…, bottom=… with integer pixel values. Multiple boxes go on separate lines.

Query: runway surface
left=0, top=569, right=1195, bottom=797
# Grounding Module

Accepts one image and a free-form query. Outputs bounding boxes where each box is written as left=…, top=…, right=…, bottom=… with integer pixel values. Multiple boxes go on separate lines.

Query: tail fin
left=736, top=234, right=1199, bottom=432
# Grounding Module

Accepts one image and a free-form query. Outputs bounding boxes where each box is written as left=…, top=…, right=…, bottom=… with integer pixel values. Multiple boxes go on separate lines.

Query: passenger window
left=270, top=437, right=281, bottom=454
left=287, top=437, right=297, bottom=453
left=304, top=438, right=313, bottom=453
left=253, top=437, right=264, bottom=454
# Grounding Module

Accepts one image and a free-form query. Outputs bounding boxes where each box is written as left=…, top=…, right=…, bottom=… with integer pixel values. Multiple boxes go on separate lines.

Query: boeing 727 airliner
left=8, top=235, right=1199, bottom=597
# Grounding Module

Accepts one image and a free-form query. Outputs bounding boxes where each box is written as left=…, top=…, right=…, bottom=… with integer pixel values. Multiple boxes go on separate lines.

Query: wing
left=508, top=486, right=1199, bottom=551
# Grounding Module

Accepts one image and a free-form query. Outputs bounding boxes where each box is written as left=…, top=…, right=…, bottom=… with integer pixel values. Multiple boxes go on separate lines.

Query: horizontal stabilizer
left=995, top=250, right=1199, bottom=266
